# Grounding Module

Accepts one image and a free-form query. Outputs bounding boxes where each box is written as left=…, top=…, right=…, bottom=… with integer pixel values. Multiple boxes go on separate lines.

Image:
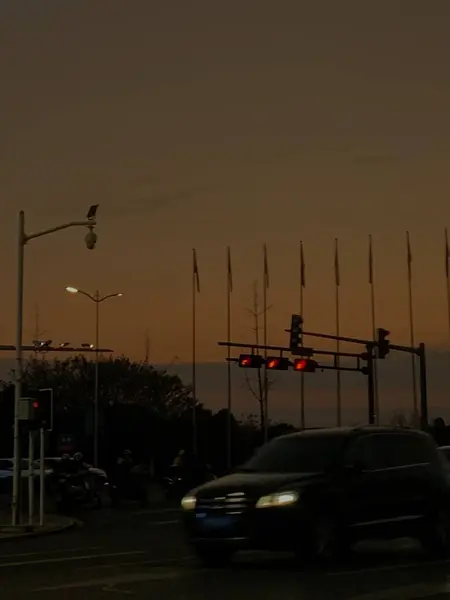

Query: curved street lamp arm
left=77, top=289, right=97, bottom=302
left=99, top=293, right=122, bottom=303
left=24, top=219, right=97, bottom=243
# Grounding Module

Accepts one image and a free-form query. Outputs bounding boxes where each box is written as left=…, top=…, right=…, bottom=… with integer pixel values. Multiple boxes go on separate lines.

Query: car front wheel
left=420, top=509, right=450, bottom=556
left=298, top=516, right=351, bottom=564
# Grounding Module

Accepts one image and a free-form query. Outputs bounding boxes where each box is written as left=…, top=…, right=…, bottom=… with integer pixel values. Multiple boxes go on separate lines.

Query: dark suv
left=181, top=427, right=450, bottom=566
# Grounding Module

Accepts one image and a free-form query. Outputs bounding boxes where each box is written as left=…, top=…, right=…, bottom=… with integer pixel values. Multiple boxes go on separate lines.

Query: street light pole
left=12, top=207, right=98, bottom=526
left=12, top=212, right=25, bottom=527
left=65, top=287, right=122, bottom=466
left=94, top=291, right=100, bottom=468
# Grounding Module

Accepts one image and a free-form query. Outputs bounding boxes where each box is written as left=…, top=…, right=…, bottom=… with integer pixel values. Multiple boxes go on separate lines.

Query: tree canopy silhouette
left=0, top=355, right=295, bottom=473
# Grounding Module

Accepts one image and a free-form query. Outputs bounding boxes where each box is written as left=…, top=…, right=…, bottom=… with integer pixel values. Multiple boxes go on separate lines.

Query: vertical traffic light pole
left=366, top=343, right=376, bottom=425
left=387, top=340, right=428, bottom=430
left=39, top=426, right=45, bottom=526
left=38, top=387, right=52, bottom=525
left=28, top=429, right=34, bottom=526
left=418, top=343, right=428, bottom=429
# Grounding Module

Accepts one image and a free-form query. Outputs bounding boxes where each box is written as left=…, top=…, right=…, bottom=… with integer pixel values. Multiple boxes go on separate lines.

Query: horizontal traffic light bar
left=0, top=345, right=114, bottom=353
left=237, top=354, right=319, bottom=372
left=218, top=341, right=363, bottom=359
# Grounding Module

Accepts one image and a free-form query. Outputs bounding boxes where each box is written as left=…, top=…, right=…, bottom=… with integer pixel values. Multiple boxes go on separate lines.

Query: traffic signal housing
left=31, top=388, right=53, bottom=430
left=377, top=328, right=390, bottom=359
left=293, top=358, right=318, bottom=373
left=289, top=314, right=303, bottom=352
left=238, top=354, right=264, bottom=368
left=266, top=356, right=290, bottom=370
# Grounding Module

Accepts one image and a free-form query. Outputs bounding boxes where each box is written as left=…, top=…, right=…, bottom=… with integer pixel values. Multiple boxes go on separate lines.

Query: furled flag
left=193, top=248, right=200, bottom=293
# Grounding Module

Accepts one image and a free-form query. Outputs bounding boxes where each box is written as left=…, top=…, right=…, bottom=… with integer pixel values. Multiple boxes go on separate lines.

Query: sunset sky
left=1, top=2, right=450, bottom=423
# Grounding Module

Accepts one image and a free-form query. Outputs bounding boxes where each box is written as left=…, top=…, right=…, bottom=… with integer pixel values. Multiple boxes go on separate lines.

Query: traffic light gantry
left=218, top=315, right=398, bottom=427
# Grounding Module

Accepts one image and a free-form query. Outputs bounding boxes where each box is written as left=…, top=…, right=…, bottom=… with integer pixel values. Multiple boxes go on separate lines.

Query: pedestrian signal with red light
left=30, top=389, right=53, bottom=429
left=266, top=357, right=290, bottom=370
left=293, top=358, right=318, bottom=372
left=238, top=354, right=264, bottom=368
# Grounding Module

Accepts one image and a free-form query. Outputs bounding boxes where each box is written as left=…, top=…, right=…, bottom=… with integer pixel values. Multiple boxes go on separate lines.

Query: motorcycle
left=53, top=473, right=85, bottom=510
left=52, top=470, right=103, bottom=511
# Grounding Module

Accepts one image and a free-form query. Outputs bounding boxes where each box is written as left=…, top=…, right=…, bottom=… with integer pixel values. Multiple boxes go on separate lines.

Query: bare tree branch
left=241, top=280, right=276, bottom=433
left=243, top=370, right=260, bottom=401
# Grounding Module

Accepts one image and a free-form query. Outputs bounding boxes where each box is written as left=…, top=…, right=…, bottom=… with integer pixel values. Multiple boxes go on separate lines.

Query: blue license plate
left=196, top=514, right=236, bottom=529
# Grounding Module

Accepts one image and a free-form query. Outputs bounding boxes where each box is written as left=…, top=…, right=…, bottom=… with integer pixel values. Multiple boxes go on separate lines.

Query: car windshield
left=239, top=434, right=347, bottom=473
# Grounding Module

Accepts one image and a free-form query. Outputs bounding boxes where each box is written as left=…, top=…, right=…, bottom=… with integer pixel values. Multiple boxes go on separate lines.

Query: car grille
left=196, top=492, right=254, bottom=514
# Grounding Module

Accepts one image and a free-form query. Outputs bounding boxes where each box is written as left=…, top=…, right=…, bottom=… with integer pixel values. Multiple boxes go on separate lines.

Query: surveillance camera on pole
left=85, top=228, right=97, bottom=250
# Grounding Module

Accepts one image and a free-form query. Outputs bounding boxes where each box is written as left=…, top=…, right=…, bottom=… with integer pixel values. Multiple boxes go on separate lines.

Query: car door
left=343, top=434, right=396, bottom=533
left=381, top=433, right=437, bottom=527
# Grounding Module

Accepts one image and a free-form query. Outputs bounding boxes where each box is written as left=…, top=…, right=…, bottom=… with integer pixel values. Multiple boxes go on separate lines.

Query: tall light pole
left=65, top=287, right=122, bottom=467
left=12, top=205, right=99, bottom=526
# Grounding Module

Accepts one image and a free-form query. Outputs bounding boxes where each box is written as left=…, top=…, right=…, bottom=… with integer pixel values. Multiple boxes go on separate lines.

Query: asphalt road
left=1, top=507, right=450, bottom=599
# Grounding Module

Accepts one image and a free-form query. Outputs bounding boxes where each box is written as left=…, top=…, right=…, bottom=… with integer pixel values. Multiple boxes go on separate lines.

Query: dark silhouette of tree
left=0, top=356, right=271, bottom=474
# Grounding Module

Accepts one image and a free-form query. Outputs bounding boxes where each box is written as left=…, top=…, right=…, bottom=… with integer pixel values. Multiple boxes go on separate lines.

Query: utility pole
left=144, top=329, right=150, bottom=364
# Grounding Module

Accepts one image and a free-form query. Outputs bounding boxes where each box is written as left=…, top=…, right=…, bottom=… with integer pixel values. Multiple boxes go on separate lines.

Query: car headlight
left=181, top=495, right=197, bottom=510
left=256, top=490, right=299, bottom=508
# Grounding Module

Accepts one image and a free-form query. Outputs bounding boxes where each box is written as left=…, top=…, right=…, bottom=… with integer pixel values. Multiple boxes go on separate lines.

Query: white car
left=0, top=458, right=53, bottom=479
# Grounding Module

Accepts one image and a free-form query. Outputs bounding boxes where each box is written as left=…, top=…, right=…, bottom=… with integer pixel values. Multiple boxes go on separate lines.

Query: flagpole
left=406, top=231, right=418, bottom=422
left=263, top=244, right=269, bottom=443
left=226, top=246, right=232, bottom=471
left=192, top=249, right=199, bottom=455
left=299, top=241, right=306, bottom=429
left=445, top=228, right=450, bottom=341
left=368, top=235, right=379, bottom=424
left=334, top=238, right=341, bottom=427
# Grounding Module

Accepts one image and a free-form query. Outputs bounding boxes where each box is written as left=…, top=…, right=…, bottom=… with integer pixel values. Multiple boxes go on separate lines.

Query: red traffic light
left=266, top=356, right=290, bottom=370
left=238, top=354, right=264, bottom=368
left=33, top=401, right=39, bottom=409
left=293, top=358, right=317, bottom=372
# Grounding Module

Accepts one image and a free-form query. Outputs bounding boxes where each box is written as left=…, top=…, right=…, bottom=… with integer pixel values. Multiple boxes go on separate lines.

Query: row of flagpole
left=190, top=229, right=450, bottom=467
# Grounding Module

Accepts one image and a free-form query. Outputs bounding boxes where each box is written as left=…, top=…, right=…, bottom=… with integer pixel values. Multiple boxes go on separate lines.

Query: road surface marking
left=349, top=581, right=450, bottom=599
left=132, top=507, right=178, bottom=516
left=33, top=568, right=180, bottom=591
left=0, top=550, right=144, bottom=568
left=146, top=519, right=179, bottom=526
left=78, top=555, right=195, bottom=571
left=327, top=557, right=450, bottom=576
left=0, top=545, right=104, bottom=559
